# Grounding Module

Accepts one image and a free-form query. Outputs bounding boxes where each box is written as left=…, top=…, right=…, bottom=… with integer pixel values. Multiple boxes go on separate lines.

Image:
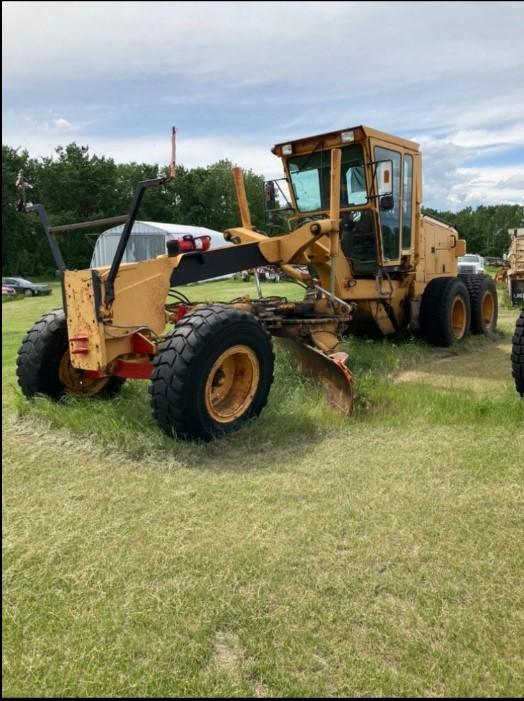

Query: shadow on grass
left=13, top=353, right=345, bottom=472
left=12, top=330, right=522, bottom=470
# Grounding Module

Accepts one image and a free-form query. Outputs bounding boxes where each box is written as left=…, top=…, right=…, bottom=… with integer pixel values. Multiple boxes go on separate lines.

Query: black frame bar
left=104, top=178, right=163, bottom=306
left=49, top=215, right=128, bottom=234
left=27, top=176, right=165, bottom=309
left=26, top=204, right=66, bottom=273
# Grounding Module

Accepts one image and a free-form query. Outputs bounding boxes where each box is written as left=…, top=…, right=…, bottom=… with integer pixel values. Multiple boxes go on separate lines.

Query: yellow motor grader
left=505, top=229, right=524, bottom=306
left=16, top=125, right=498, bottom=440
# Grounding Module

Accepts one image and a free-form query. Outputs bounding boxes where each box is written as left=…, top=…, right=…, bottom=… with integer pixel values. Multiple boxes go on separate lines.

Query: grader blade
left=277, top=338, right=355, bottom=416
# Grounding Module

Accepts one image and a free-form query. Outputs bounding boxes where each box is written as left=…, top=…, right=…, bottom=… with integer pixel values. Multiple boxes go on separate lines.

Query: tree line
left=422, top=205, right=523, bottom=259
left=2, top=143, right=273, bottom=276
left=2, top=143, right=523, bottom=276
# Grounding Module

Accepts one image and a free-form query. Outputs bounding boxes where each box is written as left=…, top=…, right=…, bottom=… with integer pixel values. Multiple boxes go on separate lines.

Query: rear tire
left=419, top=277, right=471, bottom=346
left=17, top=310, right=125, bottom=399
left=460, top=274, right=498, bottom=335
left=24, top=289, right=33, bottom=297
left=512, top=310, right=524, bottom=396
left=149, top=304, right=274, bottom=441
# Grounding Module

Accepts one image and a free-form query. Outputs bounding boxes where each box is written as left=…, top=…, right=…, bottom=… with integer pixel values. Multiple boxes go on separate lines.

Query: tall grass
left=3, top=281, right=524, bottom=697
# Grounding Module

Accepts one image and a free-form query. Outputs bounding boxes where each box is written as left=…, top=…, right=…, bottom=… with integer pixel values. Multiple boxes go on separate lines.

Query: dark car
left=2, top=277, right=52, bottom=297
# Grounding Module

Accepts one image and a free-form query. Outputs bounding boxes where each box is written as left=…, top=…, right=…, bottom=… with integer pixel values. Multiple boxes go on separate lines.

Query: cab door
left=370, top=141, right=402, bottom=265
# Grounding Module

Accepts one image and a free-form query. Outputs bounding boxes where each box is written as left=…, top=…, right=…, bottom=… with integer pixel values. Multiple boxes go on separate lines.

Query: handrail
left=49, top=215, right=128, bottom=234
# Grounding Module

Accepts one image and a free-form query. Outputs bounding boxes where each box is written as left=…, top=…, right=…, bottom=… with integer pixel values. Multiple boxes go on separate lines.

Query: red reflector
left=175, top=304, right=188, bottom=322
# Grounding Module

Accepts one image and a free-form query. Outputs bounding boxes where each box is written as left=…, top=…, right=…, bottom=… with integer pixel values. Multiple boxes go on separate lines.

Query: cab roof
left=272, top=125, right=420, bottom=157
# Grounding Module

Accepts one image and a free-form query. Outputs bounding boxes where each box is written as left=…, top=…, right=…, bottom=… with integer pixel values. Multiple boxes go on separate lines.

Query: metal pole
left=329, top=148, right=342, bottom=297
left=232, top=167, right=252, bottom=229
left=169, top=126, right=176, bottom=179
left=49, top=215, right=128, bottom=234
left=254, top=270, right=262, bottom=298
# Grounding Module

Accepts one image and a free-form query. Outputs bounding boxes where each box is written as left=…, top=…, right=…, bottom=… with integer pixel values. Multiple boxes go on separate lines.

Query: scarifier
left=16, top=125, right=498, bottom=440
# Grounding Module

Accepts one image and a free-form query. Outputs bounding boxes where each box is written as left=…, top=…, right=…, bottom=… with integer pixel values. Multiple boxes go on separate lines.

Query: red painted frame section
left=112, top=359, right=154, bottom=379
left=81, top=332, right=156, bottom=381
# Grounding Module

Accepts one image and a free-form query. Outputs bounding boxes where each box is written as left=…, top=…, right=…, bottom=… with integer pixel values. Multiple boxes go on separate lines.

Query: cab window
left=374, top=146, right=401, bottom=261
left=344, top=163, right=367, bottom=206
left=402, top=154, right=413, bottom=249
left=288, top=144, right=365, bottom=212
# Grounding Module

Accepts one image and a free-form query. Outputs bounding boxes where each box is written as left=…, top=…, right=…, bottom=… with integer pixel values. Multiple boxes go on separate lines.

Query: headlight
left=282, top=143, right=293, bottom=155
left=341, top=130, right=354, bottom=143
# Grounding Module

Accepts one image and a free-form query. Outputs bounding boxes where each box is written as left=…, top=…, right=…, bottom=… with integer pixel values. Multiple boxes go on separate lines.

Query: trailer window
left=402, top=154, right=413, bottom=249
left=374, top=146, right=401, bottom=261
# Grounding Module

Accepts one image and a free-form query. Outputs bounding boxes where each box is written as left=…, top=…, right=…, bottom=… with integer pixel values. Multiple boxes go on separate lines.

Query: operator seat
left=341, top=210, right=378, bottom=275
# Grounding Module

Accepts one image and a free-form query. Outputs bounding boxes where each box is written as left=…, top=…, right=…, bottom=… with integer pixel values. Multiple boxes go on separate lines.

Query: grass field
left=3, top=279, right=524, bottom=697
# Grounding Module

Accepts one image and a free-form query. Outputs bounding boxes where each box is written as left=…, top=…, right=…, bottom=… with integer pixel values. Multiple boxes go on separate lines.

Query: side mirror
left=375, top=159, right=393, bottom=196
left=380, top=194, right=394, bottom=211
left=264, top=181, right=276, bottom=211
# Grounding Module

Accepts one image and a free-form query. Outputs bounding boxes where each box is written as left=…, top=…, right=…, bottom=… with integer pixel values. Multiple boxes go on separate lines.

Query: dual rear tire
left=460, top=274, right=498, bottom=335
left=420, top=274, right=498, bottom=347
left=512, top=310, right=524, bottom=396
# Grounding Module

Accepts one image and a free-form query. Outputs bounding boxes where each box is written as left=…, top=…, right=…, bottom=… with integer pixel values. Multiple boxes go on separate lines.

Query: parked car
left=2, top=285, right=16, bottom=297
left=458, top=254, right=485, bottom=275
left=484, top=256, right=506, bottom=267
left=257, top=266, right=280, bottom=282
left=1, top=277, right=52, bottom=296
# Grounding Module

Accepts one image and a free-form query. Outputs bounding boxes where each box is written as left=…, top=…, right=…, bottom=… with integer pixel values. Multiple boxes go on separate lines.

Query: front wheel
left=17, top=310, right=125, bottom=399
left=419, top=277, right=471, bottom=347
left=149, top=304, right=274, bottom=441
left=24, top=289, right=33, bottom=297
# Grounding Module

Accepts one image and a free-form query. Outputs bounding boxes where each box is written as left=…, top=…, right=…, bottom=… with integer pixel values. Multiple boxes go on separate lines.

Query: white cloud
left=454, top=165, right=524, bottom=206
left=3, top=1, right=524, bottom=90
left=413, top=134, right=524, bottom=209
left=2, top=128, right=282, bottom=179
left=449, top=126, right=524, bottom=149
left=3, top=1, right=524, bottom=210
left=53, top=117, right=72, bottom=131
left=497, top=173, right=524, bottom=190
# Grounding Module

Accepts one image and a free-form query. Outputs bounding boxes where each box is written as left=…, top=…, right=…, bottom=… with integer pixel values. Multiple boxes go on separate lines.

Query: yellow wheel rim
left=58, top=351, right=110, bottom=396
left=204, top=345, right=260, bottom=423
left=451, top=296, right=467, bottom=339
left=481, top=290, right=495, bottom=327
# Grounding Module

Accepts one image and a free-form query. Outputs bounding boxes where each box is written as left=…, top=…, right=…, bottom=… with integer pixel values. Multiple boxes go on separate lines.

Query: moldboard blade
left=277, top=338, right=354, bottom=416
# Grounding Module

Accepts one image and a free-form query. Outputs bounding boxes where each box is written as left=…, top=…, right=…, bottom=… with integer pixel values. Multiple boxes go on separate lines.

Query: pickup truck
left=458, top=254, right=485, bottom=275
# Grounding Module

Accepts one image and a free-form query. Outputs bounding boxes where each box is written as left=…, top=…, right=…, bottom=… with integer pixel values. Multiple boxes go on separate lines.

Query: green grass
left=3, top=280, right=524, bottom=697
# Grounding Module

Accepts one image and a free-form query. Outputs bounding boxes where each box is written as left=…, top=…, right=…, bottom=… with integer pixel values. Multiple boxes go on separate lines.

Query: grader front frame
left=17, top=146, right=356, bottom=440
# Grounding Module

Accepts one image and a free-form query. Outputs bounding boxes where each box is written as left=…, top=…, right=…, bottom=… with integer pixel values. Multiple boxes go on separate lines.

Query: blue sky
left=3, top=0, right=524, bottom=210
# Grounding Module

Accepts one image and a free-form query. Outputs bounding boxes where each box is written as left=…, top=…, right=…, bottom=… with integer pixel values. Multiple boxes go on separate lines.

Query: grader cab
left=16, top=126, right=498, bottom=440
left=267, top=126, right=498, bottom=341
